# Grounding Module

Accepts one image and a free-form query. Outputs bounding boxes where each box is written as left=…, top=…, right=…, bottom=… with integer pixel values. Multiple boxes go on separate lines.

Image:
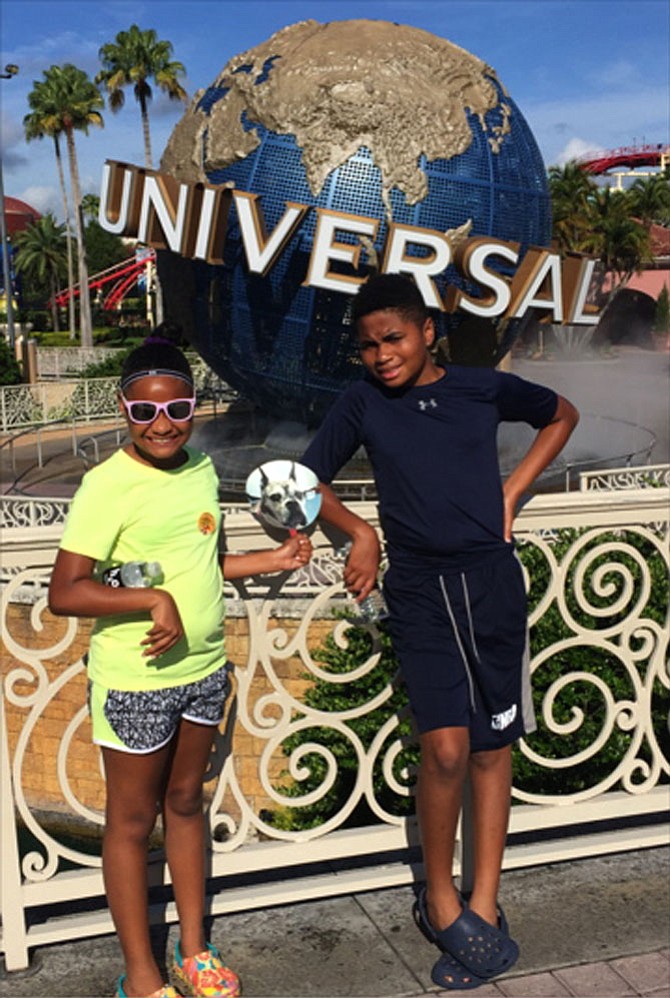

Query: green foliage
left=266, top=620, right=418, bottom=831
left=653, top=286, right=670, bottom=334
left=548, top=162, right=598, bottom=255
left=118, top=297, right=145, bottom=314
left=96, top=23, right=187, bottom=167
left=84, top=219, right=127, bottom=276
left=20, top=309, right=51, bottom=332
left=78, top=347, right=132, bottom=379
left=513, top=530, right=668, bottom=795
left=548, top=161, right=655, bottom=301
left=0, top=337, right=22, bottom=385
left=267, top=531, right=669, bottom=830
left=37, top=330, right=80, bottom=347
left=626, top=171, right=670, bottom=227
left=92, top=326, right=143, bottom=347
left=13, top=214, right=67, bottom=326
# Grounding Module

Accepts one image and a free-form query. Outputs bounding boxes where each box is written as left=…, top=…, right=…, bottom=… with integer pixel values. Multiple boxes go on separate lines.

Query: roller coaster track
left=53, top=250, right=156, bottom=310
left=578, top=143, right=670, bottom=175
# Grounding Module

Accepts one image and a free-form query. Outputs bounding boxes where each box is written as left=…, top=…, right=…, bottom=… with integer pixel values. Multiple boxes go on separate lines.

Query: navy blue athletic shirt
left=302, top=365, right=558, bottom=570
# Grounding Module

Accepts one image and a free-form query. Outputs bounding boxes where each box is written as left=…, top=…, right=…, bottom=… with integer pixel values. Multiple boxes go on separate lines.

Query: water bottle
left=335, top=543, right=389, bottom=624
left=101, top=561, right=163, bottom=588
left=355, top=586, right=390, bottom=624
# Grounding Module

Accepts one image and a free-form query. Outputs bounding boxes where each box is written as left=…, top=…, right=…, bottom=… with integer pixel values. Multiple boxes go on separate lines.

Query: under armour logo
left=491, top=704, right=517, bottom=731
left=418, top=399, right=438, bottom=411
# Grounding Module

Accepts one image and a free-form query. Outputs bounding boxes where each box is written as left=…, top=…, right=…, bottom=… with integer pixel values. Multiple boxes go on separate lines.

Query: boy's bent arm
left=317, top=483, right=380, bottom=600
left=503, top=394, right=579, bottom=541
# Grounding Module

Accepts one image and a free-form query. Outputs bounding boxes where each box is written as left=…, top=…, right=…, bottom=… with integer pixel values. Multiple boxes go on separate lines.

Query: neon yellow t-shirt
left=59, top=446, right=224, bottom=690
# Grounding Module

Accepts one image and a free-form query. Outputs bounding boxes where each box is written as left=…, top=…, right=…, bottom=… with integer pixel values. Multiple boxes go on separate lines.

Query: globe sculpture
left=159, top=19, right=551, bottom=426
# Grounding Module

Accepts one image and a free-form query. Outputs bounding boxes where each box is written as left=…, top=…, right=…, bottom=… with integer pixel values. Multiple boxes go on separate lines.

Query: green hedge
left=265, top=529, right=669, bottom=830
left=0, top=337, right=22, bottom=385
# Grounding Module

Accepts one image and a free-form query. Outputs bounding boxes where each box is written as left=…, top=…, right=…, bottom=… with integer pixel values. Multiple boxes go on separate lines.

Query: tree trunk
left=65, top=126, right=93, bottom=348
left=140, top=95, right=152, bottom=169
left=140, top=94, right=162, bottom=323
left=53, top=136, right=76, bottom=340
left=50, top=273, right=59, bottom=332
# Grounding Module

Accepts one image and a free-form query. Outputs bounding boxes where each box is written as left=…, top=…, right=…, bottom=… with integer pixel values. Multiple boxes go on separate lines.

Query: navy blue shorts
left=383, top=548, right=535, bottom=751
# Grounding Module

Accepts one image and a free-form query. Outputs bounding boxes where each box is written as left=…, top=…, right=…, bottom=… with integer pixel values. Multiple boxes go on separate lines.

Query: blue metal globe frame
left=160, top=78, right=551, bottom=425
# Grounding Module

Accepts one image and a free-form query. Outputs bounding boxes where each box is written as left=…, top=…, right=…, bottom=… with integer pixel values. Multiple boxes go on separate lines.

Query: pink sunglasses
left=120, top=394, right=196, bottom=424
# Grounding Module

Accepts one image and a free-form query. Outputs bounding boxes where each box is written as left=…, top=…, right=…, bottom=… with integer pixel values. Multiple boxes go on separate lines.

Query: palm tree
left=24, top=76, right=77, bottom=340
left=80, top=193, right=101, bottom=221
left=23, top=64, right=104, bottom=348
left=626, top=171, right=670, bottom=227
left=96, top=24, right=187, bottom=169
left=589, top=188, right=653, bottom=295
left=548, top=161, right=598, bottom=254
left=14, top=214, right=67, bottom=332
left=548, top=162, right=657, bottom=349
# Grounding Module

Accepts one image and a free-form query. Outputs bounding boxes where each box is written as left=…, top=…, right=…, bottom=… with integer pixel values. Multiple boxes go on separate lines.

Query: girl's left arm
left=222, top=533, right=312, bottom=580
left=503, top=394, right=579, bottom=541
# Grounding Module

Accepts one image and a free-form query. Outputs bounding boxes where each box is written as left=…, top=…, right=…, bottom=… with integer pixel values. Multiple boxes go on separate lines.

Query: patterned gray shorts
left=89, top=662, right=231, bottom=754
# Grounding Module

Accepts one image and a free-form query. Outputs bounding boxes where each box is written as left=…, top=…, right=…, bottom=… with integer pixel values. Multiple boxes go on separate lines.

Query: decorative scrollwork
left=3, top=494, right=669, bottom=882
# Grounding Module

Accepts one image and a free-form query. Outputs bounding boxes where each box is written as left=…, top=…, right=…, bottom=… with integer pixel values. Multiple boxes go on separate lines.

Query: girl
left=48, top=341, right=311, bottom=998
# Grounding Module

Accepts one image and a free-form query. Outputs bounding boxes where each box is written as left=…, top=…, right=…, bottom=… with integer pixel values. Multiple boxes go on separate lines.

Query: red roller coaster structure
left=53, top=250, right=156, bottom=311
left=578, top=143, right=670, bottom=175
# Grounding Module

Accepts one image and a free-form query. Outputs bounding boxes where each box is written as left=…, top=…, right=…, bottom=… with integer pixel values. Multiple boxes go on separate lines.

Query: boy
left=301, top=274, right=578, bottom=989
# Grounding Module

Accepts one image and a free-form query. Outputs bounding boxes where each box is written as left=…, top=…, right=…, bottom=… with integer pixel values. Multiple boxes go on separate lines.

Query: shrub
left=0, top=337, right=22, bottom=385
left=32, top=310, right=51, bottom=332
left=653, top=285, right=669, bottom=334
left=38, top=331, right=79, bottom=347
left=266, top=529, right=669, bottom=829
left=265, top=620, right=418, bottom=831
left=79, top=348, right=132, bottom=379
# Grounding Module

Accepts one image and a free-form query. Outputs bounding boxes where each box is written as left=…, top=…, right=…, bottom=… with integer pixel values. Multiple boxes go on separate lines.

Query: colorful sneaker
left=171, top=941, right=241, bottom=997
left=115, top=974, right=179, bottom=997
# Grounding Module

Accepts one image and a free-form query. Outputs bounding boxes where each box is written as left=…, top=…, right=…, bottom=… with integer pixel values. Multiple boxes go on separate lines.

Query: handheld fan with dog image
left=245, top=460, right=321, bottom=535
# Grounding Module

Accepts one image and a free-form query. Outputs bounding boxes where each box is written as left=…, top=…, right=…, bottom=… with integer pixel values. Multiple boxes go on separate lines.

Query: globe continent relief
left=159, top=19, right=551, bottom=424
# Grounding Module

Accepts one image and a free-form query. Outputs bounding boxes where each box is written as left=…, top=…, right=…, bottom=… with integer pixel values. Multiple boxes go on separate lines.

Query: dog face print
left=259, top=462, right=310, bottom=530
left=246, top=460, right=322, bottom=533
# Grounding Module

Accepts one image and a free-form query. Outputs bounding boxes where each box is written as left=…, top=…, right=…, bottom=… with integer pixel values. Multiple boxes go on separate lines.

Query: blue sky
left=1, top=0, right=668, bottom=219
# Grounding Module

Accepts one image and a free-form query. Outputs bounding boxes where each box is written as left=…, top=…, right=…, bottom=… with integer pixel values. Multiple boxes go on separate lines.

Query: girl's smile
left=120, top=374, right=194, bottom=470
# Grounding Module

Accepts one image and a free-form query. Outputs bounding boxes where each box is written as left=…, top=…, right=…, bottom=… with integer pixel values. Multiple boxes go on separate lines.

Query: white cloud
left=555, top=138, right=605, bottom=166
left=18, top=185, right=61, bottom=218
left=523, top=86, right=669, bottom=167
left=0, top=112, right=29, bottom=168
left=586, top=59, right=639, bottom=88
left=6, top=32, right=101, bottom=78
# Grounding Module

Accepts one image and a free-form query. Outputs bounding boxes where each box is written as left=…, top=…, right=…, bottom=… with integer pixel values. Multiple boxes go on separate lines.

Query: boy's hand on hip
left=502, top=483, right=520, bottom=543
left=141, top=590, right=184, bottom=658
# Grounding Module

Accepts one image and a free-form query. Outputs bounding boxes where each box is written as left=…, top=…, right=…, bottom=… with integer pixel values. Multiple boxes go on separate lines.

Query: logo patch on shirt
left=491, top=704, right=517, bottom=731
left=197, top=512, right=216, bottom=535
left=418, top=398, right=438, bottom=411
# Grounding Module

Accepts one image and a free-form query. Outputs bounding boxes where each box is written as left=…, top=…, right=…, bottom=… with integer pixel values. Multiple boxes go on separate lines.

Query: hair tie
left=143, top=334, right=174, bottom=346
left=120, top=368, right=194, bottom=391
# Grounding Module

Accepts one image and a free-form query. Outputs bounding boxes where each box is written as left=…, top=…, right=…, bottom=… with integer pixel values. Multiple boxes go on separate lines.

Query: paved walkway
left=1, top=849, right=668, bottom=997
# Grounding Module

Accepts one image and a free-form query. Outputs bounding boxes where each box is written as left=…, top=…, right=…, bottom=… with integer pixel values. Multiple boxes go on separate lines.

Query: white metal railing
left=1, top=488, right=669, bottom=971
left=34, top=347, right=241, bottom=386
left=0, top=365, right=237, bottom=435
left=3, top=463, right=667, bottom=528
left=580, top=464, right=670, bottom=491
left=36, top=347, right=122, bottom=379
left=0, top=377, right=120, bottom=433
left=1, top=495, right=73, bottom=532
